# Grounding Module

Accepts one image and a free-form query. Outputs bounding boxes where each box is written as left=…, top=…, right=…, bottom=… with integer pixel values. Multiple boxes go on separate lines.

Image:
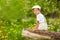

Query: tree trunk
left=22, top=28, right=60, bottom=40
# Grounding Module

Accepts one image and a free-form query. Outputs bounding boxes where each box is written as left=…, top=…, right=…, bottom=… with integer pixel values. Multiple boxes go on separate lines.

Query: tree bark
left=22, top=28, right=60, bottom=40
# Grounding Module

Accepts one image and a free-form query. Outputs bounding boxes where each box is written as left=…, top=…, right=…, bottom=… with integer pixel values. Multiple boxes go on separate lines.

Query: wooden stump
left=22, top=28, right=60, bottom=40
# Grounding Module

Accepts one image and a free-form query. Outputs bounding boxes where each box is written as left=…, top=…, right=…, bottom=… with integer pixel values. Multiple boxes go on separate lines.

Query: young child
left=32, top=5, right=48, bottom=31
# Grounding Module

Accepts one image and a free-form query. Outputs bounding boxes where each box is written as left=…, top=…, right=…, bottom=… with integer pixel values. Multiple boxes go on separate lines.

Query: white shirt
left=36, top=13, right=48, bottom=30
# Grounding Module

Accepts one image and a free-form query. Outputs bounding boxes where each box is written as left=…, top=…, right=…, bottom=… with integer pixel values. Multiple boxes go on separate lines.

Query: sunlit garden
left=0, top=0, right=60, bottom=40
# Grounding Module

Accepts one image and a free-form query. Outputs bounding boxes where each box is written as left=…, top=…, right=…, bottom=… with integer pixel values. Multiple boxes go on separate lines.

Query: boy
left=32, top=5, right=48, bottom=31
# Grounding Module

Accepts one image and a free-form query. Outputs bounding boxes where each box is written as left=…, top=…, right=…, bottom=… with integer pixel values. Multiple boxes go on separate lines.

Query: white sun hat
left=32, top=5, right=41, bottom=9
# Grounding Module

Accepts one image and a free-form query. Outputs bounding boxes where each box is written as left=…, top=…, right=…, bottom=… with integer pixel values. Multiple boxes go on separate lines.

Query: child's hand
left=33, top=27, right=38, bottom=32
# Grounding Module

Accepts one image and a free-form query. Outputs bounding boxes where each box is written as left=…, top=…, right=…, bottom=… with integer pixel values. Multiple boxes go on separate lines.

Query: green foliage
left=0, top=18, right=60, bottom=40
left=47, top=18, right=60, bottom=32
left=0, top=0, right=60, bottom=40
left=0, top=0, right=60, bottom=20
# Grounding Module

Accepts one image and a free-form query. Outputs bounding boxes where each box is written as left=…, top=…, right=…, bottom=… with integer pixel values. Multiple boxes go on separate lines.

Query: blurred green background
left=0, top=0, right=60, bottom=40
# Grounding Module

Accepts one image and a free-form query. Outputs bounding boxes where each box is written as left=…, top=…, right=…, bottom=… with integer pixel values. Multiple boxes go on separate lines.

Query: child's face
left=33, top=8, right=40, bottom=15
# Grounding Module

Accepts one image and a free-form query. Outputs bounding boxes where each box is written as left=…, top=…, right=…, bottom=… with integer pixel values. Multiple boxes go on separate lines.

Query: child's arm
left=33, top=21, right=39, bottom=31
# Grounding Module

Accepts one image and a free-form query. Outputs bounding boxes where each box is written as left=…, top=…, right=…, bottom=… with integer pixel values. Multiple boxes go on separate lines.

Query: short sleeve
left=37, top=14, right=45, bottom=23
